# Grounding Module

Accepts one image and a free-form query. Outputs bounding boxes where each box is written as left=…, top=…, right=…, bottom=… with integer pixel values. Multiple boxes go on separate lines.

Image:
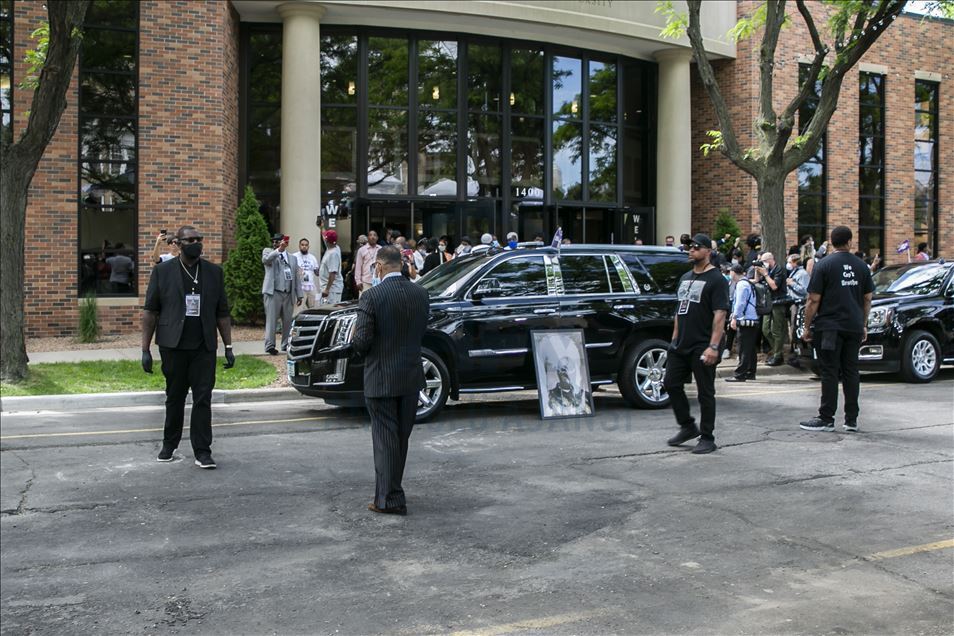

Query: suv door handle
left=533, top=308, right=557, bottom=314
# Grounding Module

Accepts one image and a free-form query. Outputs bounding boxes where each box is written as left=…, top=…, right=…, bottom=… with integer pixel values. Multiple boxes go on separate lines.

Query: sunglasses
left=179, top=236, right=203, bottom=244
left=688, top=243, right=706, bottom=251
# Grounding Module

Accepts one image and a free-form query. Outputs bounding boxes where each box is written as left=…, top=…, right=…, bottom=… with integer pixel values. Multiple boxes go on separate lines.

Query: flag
left=551, top=227, right=563, bottom=249
left=896, top=239, right=910, bottom=254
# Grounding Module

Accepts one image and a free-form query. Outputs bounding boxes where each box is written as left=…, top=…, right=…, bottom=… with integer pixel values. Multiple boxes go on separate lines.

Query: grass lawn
left=0, top=356, right=277, bottom=397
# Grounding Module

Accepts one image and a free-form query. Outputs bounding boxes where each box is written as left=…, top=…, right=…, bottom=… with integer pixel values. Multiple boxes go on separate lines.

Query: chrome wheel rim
left=912, top=339, right=937, bottom=377
left=634, top=347, right=669, bottom=404
left=417, top=357, right=444, bottom=416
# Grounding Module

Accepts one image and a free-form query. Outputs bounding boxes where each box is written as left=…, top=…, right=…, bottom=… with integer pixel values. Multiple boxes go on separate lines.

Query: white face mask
left=786, top=263, right=795, bottom=271
left=438, top=244, right=446, bottom=252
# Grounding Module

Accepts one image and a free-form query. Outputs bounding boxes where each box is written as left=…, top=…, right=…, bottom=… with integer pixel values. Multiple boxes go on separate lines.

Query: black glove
left=224, top=347, right=236, bottom=369
left=141, top=350, right=153, bottom=374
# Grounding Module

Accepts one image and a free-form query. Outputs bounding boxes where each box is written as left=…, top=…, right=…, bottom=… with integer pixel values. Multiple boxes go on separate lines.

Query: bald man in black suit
left=352, top=246, right=430, bottom=515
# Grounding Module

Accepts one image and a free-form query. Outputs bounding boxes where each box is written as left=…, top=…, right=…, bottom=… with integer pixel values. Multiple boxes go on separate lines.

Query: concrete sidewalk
left=27, top=340, right=267, bottom=364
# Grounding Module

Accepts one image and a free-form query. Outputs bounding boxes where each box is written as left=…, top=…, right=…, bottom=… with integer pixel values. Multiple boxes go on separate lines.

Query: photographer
left=753, top=252, right=788, bottom=366
left=151, top=231, right=178, bottom=264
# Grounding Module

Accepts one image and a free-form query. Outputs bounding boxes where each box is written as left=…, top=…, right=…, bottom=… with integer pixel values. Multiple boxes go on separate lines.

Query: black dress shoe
left=667, top=425, right=700, bottom=447
left=266, top=347, right=279, bottom=355
left=765, top=357, right=783, bottom=367
left=725, top=376, right=746, bottom=382
left=368, top=503, right=407, bottom=516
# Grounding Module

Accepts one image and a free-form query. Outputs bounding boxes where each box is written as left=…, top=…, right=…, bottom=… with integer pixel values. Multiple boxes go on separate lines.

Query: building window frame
left=914, top=78, right=939, bottom=255
left=858, top=71, right=886, bottom=258
left=77, top=1, right=140, bottom=298
left=797, top=63, right=826, bottom=245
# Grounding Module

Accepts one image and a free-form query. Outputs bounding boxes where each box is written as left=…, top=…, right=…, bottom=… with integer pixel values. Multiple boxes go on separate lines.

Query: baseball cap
left=688, top=233, right=712, bottom=250
left=323, top=230, right=338, bottom=243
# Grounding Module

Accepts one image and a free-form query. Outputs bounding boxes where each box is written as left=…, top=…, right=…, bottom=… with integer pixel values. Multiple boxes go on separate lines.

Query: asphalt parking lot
left=2, top=370, right=953, bottom=635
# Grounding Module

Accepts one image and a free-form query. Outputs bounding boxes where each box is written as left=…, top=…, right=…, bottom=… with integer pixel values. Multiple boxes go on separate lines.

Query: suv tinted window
left=479, top=255, right=548, bottom=297
left=560, top=255, right=611, bottom=295
left=629, top=252, right=692, bottom=293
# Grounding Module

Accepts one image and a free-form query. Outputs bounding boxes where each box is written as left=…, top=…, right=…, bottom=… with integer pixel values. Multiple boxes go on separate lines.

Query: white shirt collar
left=382, top=271, right=403, bottom=281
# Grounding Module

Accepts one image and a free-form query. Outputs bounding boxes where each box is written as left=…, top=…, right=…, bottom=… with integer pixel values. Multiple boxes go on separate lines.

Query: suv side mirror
left=472, top=278, right=502, bottom=300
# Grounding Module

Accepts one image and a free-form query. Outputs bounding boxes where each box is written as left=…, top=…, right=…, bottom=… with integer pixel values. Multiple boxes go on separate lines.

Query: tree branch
left=783, top=0, right=906, bottom=171
left=758, top=1, right=784, bottom=140
left=685, top=0, right=758, bottom=176
left=778, top=0, right=828, bottom=128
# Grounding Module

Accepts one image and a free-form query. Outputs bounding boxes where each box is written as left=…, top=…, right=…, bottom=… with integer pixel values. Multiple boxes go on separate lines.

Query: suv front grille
left=288, top=315, right=327, bottom=360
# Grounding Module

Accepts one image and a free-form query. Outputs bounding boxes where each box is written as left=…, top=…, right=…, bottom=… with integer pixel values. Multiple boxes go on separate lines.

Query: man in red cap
left=318, top=230, right=343, bottom=304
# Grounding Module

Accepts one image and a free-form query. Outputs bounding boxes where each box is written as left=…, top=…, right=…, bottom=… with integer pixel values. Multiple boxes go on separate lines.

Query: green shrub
left=224, top=185, right=270, bottom=324
left=78, top=294, right=99, bottom=343
left=713, top=208, right=743, bottom=256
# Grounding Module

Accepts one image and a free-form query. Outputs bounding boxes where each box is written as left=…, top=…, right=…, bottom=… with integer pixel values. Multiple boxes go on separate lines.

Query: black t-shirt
left=807, top=250, right=874, bottom=333
left=674, top=267, right=730, bottom=353
left=177, top=262, right=204, bottom=350
left=766, top=264, right=788, bottom=301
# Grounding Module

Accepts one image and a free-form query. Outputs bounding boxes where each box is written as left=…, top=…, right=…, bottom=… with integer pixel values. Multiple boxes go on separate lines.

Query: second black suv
left=286, top=245, right=692, bottom=421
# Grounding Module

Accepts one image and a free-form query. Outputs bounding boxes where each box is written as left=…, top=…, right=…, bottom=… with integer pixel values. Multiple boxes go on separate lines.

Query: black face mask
left=181, top=242, right=203, bottom=259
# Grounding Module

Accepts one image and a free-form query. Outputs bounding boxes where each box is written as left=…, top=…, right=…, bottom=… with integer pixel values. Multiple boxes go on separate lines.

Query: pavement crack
left=1, top=452, right=37, bottom=517
left=771, top=458, right=951, bottom=486
left=578, top=438, right=768, bottom=462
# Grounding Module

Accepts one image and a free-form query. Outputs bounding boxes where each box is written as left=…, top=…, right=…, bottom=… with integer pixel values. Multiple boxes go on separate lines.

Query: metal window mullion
left=501, top=45, right=512, bottom=232
left=543, top=48, right=552, bottom=208
left=357, top=33, right=368, bottom=198
left=581, top=57, right=589, bottom=203
left=457, top=40, right=466, bottom=201
left=408, top=37, right=418, bottom=197
left=616, top=55, right=623, bottom=210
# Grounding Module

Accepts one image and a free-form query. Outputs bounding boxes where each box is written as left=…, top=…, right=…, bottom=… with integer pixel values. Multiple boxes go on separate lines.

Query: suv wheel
left=619, top=339, right=671, bottom=409
left=900, top=330, right=940, bottom=383
left=416, top=348, right=450, bottom=422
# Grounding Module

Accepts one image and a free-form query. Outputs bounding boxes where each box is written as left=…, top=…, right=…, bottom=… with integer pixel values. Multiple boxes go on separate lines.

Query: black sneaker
left=266, top=347, right=279, bottom=355
left=765, top=357, right=783, bottom=367
left=194, top=455, right=217, bottom=469
left=667, top=425, right=701, bottom=447
left=799, top=417, right=834, bottom=432
left=692, top=438, right=717, bottom=454
left=843, top=421, right=859, bottom=433
left=725, top=376, right=747, bottom=383
left=157, top=446, right=175, bottom=462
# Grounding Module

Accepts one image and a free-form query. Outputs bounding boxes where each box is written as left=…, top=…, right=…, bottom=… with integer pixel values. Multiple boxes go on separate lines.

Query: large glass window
left=245, top=27, right=282, bottom=231
left=466, top=43, right=502, bottom=197
left=481, top=255, right=548, bottom=297
left=559, top=255, right=612, bottom=295
left=588, top=59, right=617, bottom=202
left=417, top=40, right=457, bottom=194
left=321, top=34, right=358, bottom=207
left=858, top=72, right=885, bottom=258
left=914, top=80, right=939, bottom=255
left=367, top=37, right=408, bottom=194
left=797, top=64, right=826, bottom=244
left=622, top=60, right=651, bottom=206
left=511, top=48, right=545, bottom=201
left=551, top=56, right=582, bottom=200
left=1, top=0, right=14, bottom=148
left=78, top=0, right=138, bottom=297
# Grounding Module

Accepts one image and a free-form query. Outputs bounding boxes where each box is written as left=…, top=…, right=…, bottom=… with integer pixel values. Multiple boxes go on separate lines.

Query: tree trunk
left=757, top=171, right=787, bottom=260
left=0, top=157, right=30, bottom=382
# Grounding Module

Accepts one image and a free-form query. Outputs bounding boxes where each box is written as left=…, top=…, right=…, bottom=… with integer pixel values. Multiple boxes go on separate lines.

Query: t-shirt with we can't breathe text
left=673, top=267, right=730, bottom=353
left=807, top=250, right=874, bottom=333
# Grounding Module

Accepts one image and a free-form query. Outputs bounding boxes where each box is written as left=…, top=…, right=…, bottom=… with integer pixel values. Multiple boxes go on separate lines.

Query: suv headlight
left=867, top=306, right=894, bottom=333
left=331, top=312, right=357, bottom=345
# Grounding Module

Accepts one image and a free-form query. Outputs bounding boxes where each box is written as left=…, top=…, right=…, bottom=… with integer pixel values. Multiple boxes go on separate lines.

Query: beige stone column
left=278, top=3, right=324, bottom=252
left=654, top=48, right=694, bottom=245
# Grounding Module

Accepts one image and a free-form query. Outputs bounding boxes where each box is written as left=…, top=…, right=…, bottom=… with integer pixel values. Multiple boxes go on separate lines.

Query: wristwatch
left=707, top=344, right=720, bottom=352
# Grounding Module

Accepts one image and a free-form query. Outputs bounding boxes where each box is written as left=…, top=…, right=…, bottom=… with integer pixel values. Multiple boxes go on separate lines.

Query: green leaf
left=655, top=1, right=688, bottom=39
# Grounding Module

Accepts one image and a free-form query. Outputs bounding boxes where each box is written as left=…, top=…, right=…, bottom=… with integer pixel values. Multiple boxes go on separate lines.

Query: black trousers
left=159, top=347, right=216, bottom=455
left=733, top=325, right=760, bottom=379
left=366, top=394, right=417, bottom=509
left=664, top=347, right=718, bottom=439
left=815, top=331, right=862, bottom=423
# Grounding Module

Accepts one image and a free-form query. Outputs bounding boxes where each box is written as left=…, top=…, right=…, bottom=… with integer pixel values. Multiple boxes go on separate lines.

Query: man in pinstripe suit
left=352, top=246, right=430, bottom=515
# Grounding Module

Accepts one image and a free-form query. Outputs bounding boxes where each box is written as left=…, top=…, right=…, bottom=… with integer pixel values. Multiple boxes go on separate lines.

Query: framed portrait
left=531, top=329, right=595, bottom=420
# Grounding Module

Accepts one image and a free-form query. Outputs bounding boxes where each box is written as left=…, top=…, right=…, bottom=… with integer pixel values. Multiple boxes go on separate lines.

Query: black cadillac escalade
left=286, top=245, right=692, bottom=421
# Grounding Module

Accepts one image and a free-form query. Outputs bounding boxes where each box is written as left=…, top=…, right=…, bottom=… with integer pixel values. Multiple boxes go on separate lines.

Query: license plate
left=287, top=360, right=295, bottom=379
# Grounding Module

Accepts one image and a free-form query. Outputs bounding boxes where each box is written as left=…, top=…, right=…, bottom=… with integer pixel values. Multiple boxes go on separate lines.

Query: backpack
left=751, top=280, right=773, bottom=316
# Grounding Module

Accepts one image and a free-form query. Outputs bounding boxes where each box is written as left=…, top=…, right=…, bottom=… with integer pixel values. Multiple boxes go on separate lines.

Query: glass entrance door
left=363, top=200, right=414, bottom=243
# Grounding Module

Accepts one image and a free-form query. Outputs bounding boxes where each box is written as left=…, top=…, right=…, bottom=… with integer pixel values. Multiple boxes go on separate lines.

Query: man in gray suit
left=262, top=233, right=302, bottom=355
left=352, top=246, right=430, bottom=516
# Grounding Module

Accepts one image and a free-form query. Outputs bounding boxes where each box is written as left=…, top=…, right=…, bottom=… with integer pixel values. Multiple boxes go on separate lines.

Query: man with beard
left=142, top=225, right=234, bottom=469
left=664, top=233, right=730, bottom=454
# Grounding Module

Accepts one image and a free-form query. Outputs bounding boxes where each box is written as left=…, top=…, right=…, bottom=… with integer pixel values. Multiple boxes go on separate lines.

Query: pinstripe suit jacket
left=352, top=274, right=430, bottom=398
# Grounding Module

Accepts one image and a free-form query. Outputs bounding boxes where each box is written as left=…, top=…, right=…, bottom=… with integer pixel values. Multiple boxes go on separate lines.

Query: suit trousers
left=733, top=325, right=760, bottom=379
left=159, top=347, right=216, bottom=454
left=263, top=290, right=293, bottom=351
left=815, top=331, right=862, bottom=423
left=366, top=394, right=417, bottom=509
left=664, top=347, right=718, bottom=439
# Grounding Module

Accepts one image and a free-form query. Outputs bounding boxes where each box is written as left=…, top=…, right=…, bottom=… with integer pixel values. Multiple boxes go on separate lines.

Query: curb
left=0, top=387, right=303, bottom=414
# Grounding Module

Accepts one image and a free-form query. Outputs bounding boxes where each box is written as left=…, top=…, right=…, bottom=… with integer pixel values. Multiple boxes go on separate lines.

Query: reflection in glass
left=859, top=166, right=882, bottom=197
left=367, top=108, right=408, bottom=194
left=248, top=107, right=280, bottom=179
left=467, top=114, right=501, bottom=197
left=588, top=60, right=617, bottom=123
left=511, top=116, right=544, bottom=196
left=622, top=60, right=649, bottom=127
left=552, top=56, right=581, bottom=119
left=859, top=198, right=882, bottom=226
left=368, top=37, right=408, bottom=106
left=81, top=118, right=136, bottom=160
left=81, top=29, right=136, bottom=72
left=858, top=228, right=882, bottom=257
left=321, top=34, right=358, bottom=105
left=552, top=120, right=582, bottom=200
left=915, top=81, right=936, bottom=111
left=797, top=195, right=824, bottom=227
left=914, top=112, right=934, bottom=141
left=79, top=206, right=137, bottom=296
left=588, top=125, right=616, bottom=202
left=483, top=256, right=548, bottom=297
left=418, top=40, right=457, bottom=110
left=418, top=110, right=457, bottom=195
left=467, top=44, right=501, bottom=112
left=511, top=48, right=544, bottom=115
left=584, top=210, right=609, bottom=244
left=557, top=207, right=583, bottom=242
left=622, top=127, right=645, bottom=205
left=798, top=161, right=824, bottom=194
left=248, top=32, right=282, bottom=105
left=81, top=162, right=136, bottom=206
left=322, top=107, right=357, bottom=198
left=81, top=73, right=136, bottom=117
left=915, top=141, right=934, bottom=171
left=859, top=136, right=883, bottom=166
left=86, top=0, right=137, bottom=28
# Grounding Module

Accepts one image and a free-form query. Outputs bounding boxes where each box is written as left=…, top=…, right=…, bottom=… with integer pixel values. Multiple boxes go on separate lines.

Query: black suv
left=286, top=245, right=692, bottom=420
left=860, top=260, right=954, bottom=382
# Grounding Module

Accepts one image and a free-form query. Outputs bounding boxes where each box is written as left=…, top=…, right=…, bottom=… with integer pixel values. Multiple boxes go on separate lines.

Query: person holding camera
left=262, top=233, right=302, bottom=355
left=141, top=225, right=234, bottom=469
left=151, top=231, right=179, bottom=264
left=754, top=252, right=788, bottom=366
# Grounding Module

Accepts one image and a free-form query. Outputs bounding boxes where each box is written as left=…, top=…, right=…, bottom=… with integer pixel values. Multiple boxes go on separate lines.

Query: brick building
left=0, top=0, right=950, bottom=337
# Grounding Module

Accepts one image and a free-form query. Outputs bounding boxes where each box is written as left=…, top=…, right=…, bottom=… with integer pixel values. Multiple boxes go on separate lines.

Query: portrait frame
left=530, top=329, right=595, bottom=420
